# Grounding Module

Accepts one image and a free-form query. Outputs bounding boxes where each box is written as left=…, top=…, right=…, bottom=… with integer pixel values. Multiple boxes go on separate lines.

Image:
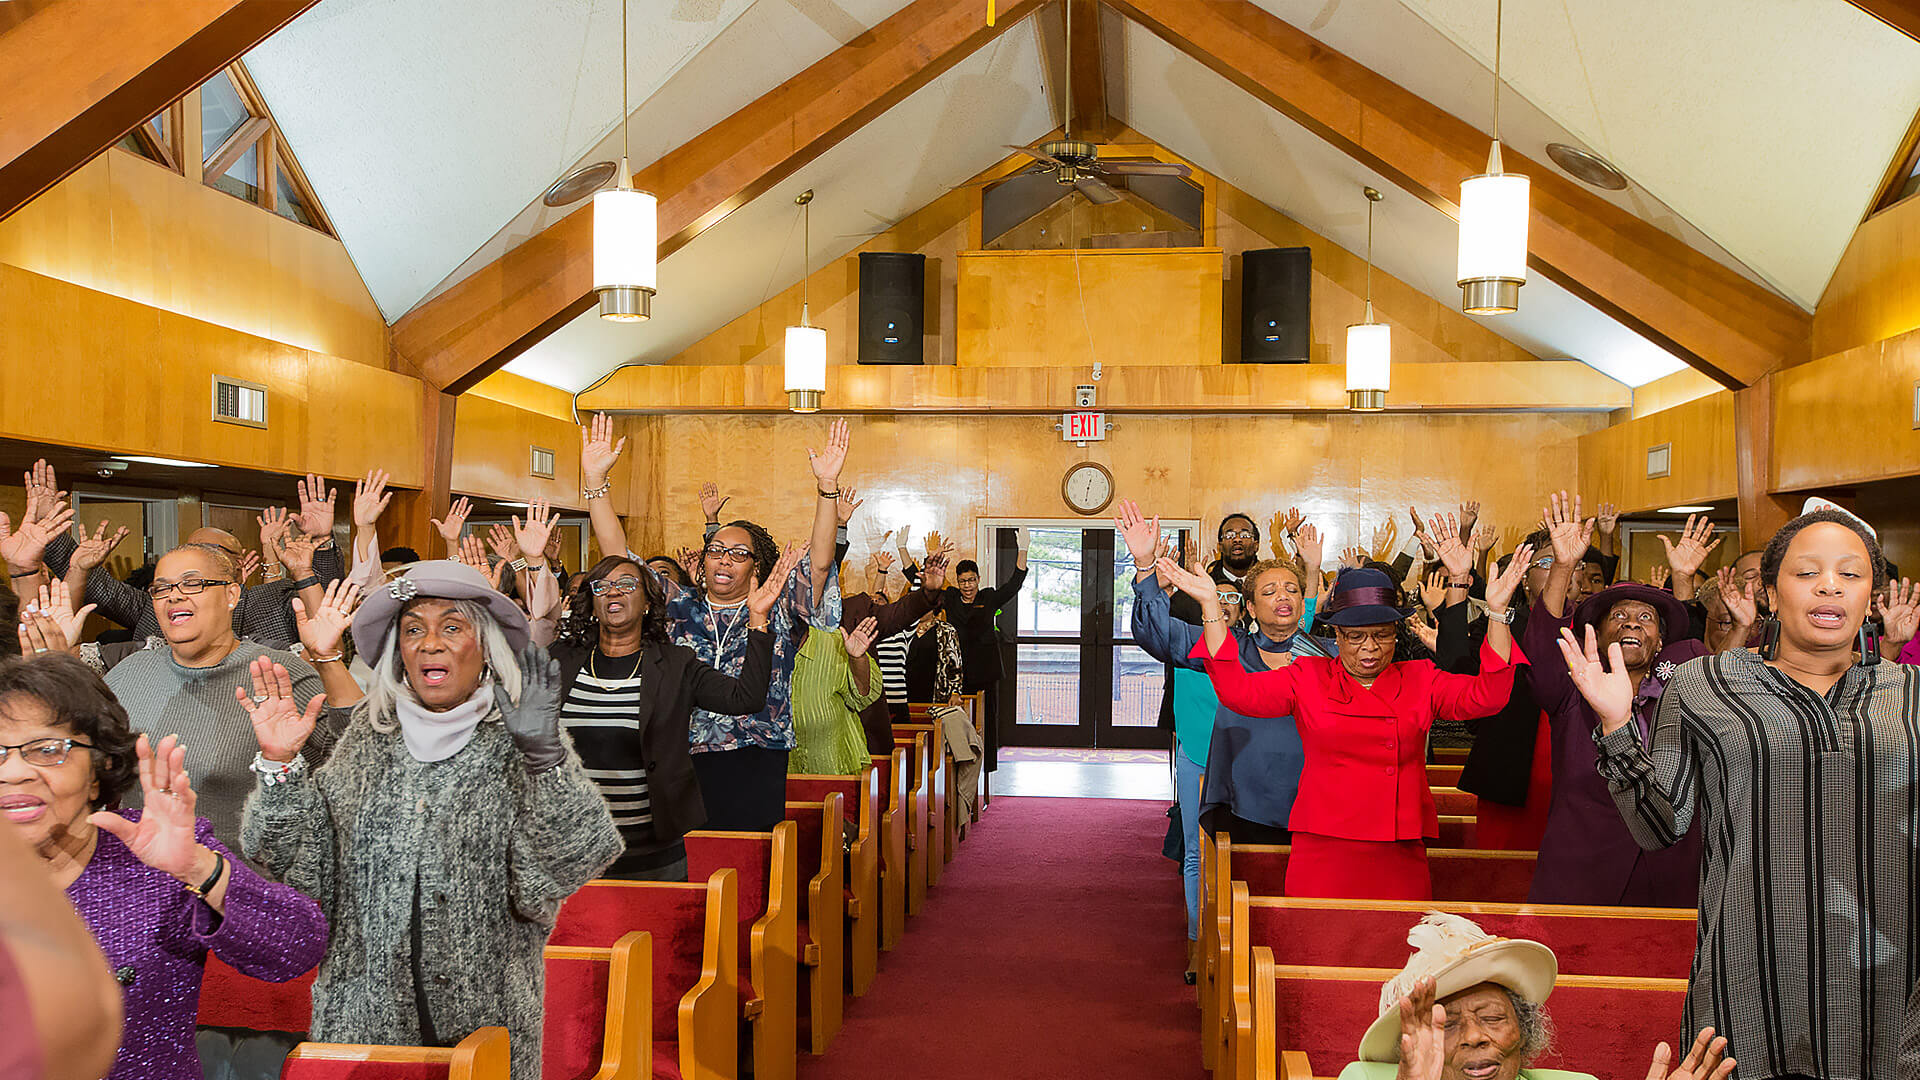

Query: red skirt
left=1285, top=832, right=1431, bottom=900
left=1472, top=712, right=1553, bottom=851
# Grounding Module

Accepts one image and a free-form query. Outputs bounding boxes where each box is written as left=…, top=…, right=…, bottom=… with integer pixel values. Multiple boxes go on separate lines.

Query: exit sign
left=1063, top=411, right=1106, bottom=441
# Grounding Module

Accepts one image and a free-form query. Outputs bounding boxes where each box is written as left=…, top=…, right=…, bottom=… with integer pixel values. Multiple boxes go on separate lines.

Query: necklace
left=704, top=595, right=751, bottom=660
left=589, top=646, right=643, bottom=683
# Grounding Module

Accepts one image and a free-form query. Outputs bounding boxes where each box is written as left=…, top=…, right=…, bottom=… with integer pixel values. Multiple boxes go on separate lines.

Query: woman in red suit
left=1161, top=521, right=1532, bottom=901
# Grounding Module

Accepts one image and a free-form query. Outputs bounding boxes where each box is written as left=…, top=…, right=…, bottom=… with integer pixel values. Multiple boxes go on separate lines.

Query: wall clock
left=1062, top=461, right=1115, bottom=515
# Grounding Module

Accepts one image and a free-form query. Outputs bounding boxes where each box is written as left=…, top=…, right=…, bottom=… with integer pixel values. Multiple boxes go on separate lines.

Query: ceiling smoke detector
left=1546, top=143, right=1628, bottom=190
left=543, top=161, right=620, bottom=207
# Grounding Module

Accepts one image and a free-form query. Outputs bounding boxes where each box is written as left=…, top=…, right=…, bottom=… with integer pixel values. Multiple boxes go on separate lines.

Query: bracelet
left=1448, top=576, right=1473, bottom=587
left=582, top=480, right=612, bottom=500
left=305, top=651, right=345, bottom=664
left=287, top=574, right=321, bottom=591
left=185, top=852, right=226, bottom=897
left=510, top=558, right=528, bottom=572
left=817, top=487, right=839, bottom=499
left=263, top=566, right=286, bottom=582
left=1202, top=614, right=1228, bottom=623
left=251, top=752, right=308, bottom=786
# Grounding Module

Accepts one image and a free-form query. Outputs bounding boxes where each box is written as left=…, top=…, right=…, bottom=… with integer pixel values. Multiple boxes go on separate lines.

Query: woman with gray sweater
left=241, top=562, right=620, bottom=1080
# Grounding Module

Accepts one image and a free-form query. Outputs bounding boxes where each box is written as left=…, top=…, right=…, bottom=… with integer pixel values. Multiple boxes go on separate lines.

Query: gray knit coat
left=241, top=706, right=621, bottom=1080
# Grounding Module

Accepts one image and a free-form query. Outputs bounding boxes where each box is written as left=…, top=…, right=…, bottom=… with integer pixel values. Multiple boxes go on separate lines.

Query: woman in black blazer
left=548, top=552, right=793, bottom=880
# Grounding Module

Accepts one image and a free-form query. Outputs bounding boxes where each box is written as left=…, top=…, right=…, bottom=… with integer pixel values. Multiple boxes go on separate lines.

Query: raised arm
left=293, top=473, right=345, bottom=586
left=1710, top=567, right=1760, bottom=654
left=1295, top=522, right=1325, bottom=603
left=1114, top=499, right=1204, bottom=666
left=1558, top=625, right=1697, bottom=849
left=842, top=617, right=882, bottom=703
left=1539, top=491, right=1593, bottom=619
left=806, top=419, right=850, bottom=603
left=686, top=558, right=786, bottom=714
left=580, top=413, right=630, bottom=561
left=347, top=469, right=392, bottom=589
left=292, top=579, right=366, bottom=709
left=1426, top=546, right=1532, bottom=721
left=1660, top=515, right=1721, bottom=605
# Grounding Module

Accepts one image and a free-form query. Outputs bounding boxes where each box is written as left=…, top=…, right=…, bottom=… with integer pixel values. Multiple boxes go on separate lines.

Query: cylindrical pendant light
left=1346, top=187, right=1390, bottom=412
left=595, top=1, right=657, bottom=322
left=785, top=190, right=827, bottom=412
left=1457, top=0, right=1528, bottom=316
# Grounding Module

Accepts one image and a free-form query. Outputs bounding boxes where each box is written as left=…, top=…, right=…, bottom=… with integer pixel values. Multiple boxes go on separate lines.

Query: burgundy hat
left=1322, top=567, right=1416, bottom=627
left=350, top=560, right=530, bottom=659
left=1570, top=582, right=1689, bottom=647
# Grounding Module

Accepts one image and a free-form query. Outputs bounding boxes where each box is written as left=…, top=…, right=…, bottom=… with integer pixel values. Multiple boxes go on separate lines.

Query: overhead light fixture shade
left=785, top=320, right=827, bottom=413
left=1457, top=143, right=1528, bottom=315
left=593, top=173, right=656, bottom=321
left=1345, top=320, right=1391, bottom=412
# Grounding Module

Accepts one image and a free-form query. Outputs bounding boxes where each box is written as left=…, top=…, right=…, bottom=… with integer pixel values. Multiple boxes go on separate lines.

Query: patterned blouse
left=1595, top=649, right=1920, bottom=1080
left=647, top=559, right=841, bottom=753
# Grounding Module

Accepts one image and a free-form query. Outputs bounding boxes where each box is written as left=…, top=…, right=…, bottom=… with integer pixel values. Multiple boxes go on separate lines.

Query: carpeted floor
left=798, top=795, right=1200, bottom=1079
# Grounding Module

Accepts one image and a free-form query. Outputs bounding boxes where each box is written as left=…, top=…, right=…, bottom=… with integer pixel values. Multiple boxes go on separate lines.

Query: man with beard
left=1211, top=513, right=1263, bottom=589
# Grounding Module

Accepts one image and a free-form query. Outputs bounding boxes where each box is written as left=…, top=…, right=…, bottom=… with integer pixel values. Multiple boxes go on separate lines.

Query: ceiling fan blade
left=1097, top=160, right=1191, bottom=178
left=954, top=165, right=1047, bottom=189
left=1075, top=178, right=1123, bottom=205
left=1005, top=144, right=1067, bottom=167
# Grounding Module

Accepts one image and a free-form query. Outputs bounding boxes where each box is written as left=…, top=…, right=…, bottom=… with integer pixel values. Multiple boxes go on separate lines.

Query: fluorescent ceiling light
left=1657, top=505, right=1716, bottom=514
left=114, top=455, right=216, bottom=468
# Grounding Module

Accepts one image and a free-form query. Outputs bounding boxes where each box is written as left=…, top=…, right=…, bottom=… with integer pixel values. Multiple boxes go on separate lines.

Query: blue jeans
left=1175, top=738, right=1204, bottom=941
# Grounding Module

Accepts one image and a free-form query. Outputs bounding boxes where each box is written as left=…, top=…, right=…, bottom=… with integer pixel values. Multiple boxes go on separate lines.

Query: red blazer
left=1192, top=636, right=1524, bottom=842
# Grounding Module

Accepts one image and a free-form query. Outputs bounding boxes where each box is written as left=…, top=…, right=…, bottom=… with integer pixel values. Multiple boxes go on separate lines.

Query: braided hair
left=711, top=519, right=781, bottom=587
left=559, top=556, right=670, bottom=648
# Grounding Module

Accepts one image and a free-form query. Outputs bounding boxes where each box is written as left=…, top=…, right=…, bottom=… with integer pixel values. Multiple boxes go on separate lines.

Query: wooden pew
left=788, top=767, right=881, bottom=996
left=1435, top=814, right=1475, bottom=849
left=542, top=931, right=661, bottom=1080
left=551, top=871, right=739, bottom=1079
left=280, top=1026, right=509, bottom=1080
left=1197, top=827, right=1223, bottom=1070
left=1430, top=787, right=1476, bottom=816
left=891, top=730, right=931, bottom=914
left=1220, top=842, right=1538, bottom=904
left=869, top=748, right=910, bottom=951
left=1433, top=746, right=1469, bottom=762
left=684, top=826, right=799, bottom=1080
left=1425, top=763, right=1463, bottom=787
left=893, top=722, right=951, bottom=880
left=785, top=795, right=846, bottom=1055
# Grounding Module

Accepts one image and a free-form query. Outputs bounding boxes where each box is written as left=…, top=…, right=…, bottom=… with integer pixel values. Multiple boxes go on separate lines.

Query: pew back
left=785, top=795, right=846, bottom=1053
left=684, top=826, right=798, bottom=1080
left=280, top=1026, right=509, bottom=1080
left=542, top=932, right=650, bottom=1080
left=787, top=768, right=881, bottom=996
left=869, top=748, right=910, bottom=950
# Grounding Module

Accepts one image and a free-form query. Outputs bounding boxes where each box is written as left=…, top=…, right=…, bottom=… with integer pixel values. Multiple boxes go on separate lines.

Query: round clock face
left=1065, top=463, right=1114, bottom=514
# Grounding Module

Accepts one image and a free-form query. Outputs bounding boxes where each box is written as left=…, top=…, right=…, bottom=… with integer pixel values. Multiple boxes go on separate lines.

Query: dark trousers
left=983, top=682, right=1001, bottom=772
left=692, top=746, right=791, bottom=832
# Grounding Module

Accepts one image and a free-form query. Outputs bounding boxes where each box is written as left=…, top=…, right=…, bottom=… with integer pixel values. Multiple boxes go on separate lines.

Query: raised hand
left=1458, top=499, right=1482, bottom=538
left=1556, top=624, right=1635, bottom=734
left=0, top=500, right=74, bottom=572
left=486, top=523, right=517, bottom=563
left=1155, top=556, right=1217, bottom=605
left=1427, top=512, right=1472, bottom=578
left=352, top=469, right=393, bottom=528
left=1713, top=567, right=1758, bottom=629
left=70, top=520, right=131, bottom=573
left=1543, top=490, right=1595, bottom=564
left=293, top=579, right=362, bottom=658
left=499, top=646, right=566, bottom=773
left=807, top=418, right=850, bottom=486
left=843, top=616, right=881, bottom=659
left=239, top=550, right=261, bottom=585
left=1113, top=499, right=1161, bottom=568
left=1339, top=545, right=1365, bottom=570
left=580, top=413, right=627, bottom=484
left=456, top=534, right=490, bottom=574
left=17, top=606, right=75, bottom=657
left=1644, top=1027, right=1734, bottom=1080
left=1372, top=516, right=1399, bottom=560
left=1597, top=501, right=1621, bottom=537
left=237, top=656, right=326, bottom=763
left=274, top=532, right=319, bottom=578
left=1419, top=568, right=1449, bottom=612
left=1409, top=612, right=1440, bottom=653
left=1296, top=522, right=1324, bottom=572
left=747, top=541, right=808, bottom=621
left=1486, top=543, right=1534, bottom=613
left=431, top=496, right=473, bottom=546
left=26, top=579, right=96, bottom=648
left=1014, top=525, right=1029, bottom=550
left=698, top=481, right=730, bottom=521
left=1470, top=521, right=1497, bottom=555
left=1650, top=564, right=1672, bottom=590
left=676, top=546, right=702, bottom=579
left=869, top=550, right=896, bottom=576
left=1875, top=578, right=1920, bottom=648
left=836, top=486, right=865, bottom=527
left=295, top=473, right=338, bottom=538
left=1392, top=977, right=1445, bottom=1080
left=89, top=734, right=209, bottom=884
left=257, top=506, right=292, bottom=563
left=23, top=459, right=64, bottom=524
left=922, top=545, right=953, bottom=591
left=512, top=498, right=556, bottom=561
left=1659, top=514, right=1722, bottom=579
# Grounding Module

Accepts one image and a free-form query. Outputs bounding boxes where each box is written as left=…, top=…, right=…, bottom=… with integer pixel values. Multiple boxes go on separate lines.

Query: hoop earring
left=1756, top=615, right=1782, bottom=660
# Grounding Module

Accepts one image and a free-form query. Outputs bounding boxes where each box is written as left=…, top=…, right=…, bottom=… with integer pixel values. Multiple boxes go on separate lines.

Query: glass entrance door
left=991, top=521, right=1193, bottom=750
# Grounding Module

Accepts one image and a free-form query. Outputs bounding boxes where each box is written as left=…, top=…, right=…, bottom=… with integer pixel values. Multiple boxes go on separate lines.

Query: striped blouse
left=872, top=630, right=911, bottom=706
left=560, top=652, right=659, bottom=875
left=1594, top=649, right=1920, bottom=1080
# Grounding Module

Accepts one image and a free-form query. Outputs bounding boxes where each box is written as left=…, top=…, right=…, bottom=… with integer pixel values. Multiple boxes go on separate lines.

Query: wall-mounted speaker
left=1239, top=246, right=1312, bottom=364
left=858, top=252, right=926, bottom=365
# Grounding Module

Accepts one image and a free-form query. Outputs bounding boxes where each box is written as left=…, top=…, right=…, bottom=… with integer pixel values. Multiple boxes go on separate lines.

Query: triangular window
left=112, top=108, right=179, bottom=171
left=192, top=63, right=333, bottom=236
left=273, top=157, right=317, bottom=229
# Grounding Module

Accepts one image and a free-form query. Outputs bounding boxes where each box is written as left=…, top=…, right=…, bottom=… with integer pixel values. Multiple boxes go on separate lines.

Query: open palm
left=237, top=657, right=326, bottom=763
left=581, top=413, right=627, bottom=482
left=0, top=502, right=74, bottom=570
left=1112, top=499, right=1160, bottom=566
left=1556, top=625, right=1636, bottom=735
left=90, top=734, right=204, bottom=882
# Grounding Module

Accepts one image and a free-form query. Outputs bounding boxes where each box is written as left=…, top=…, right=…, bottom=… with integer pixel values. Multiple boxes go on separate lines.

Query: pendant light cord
left=1364, top=197, right=1375, bottom=310
left=619, top=0, right=631, bottom=184
left=801, top=197, right=810, bottom=321
left=1491, top=0, right=1503, bottom=143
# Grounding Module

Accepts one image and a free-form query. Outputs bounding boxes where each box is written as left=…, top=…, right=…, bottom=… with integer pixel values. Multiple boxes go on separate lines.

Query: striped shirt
left=1595, top=649, right=1920, bottom=1080
left=873, top=630, right=911, bottom=706
left=561, top=651, right=660, bottom=873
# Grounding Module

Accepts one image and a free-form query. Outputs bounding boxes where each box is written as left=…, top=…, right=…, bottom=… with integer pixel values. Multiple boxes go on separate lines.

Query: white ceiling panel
left=505, top=17, right=1057, bottom=392
left=244, top=0, right=760, bottom=319
left=1120, top=19, right=1681, bottom=387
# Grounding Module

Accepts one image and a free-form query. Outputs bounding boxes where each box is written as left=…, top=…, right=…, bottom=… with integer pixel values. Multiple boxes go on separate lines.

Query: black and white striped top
left=873, top=630, right=912, bottom=706
left=560, top=651, right=656, bottom=872
left=1595, top=649, right=1920, bottom=1080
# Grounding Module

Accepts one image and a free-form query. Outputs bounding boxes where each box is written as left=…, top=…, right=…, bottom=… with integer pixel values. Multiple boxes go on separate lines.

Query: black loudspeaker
left=1240, top=246, right=1312, bottom=363
left=858, top=252, right=926, bottom=365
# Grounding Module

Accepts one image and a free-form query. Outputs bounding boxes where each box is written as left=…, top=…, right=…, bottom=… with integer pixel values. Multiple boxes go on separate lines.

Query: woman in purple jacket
left=0, top=655, right=326, bottom=1080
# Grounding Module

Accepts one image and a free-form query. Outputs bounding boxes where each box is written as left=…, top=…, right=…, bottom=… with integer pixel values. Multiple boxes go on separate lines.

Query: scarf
left=395, top=679, right=495, bottom=763
left=1252, top=629, right=1298, bottom=653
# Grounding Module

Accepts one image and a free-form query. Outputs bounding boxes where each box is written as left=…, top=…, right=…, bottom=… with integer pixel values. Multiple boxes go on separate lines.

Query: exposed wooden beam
left=1109, top=0, right=1811, bottom=389
left=202, top=114, right=267, bottom=184
left=0, top=0, right=317, bottom=222
left=1734, top=374, right=1798, bottom=545
left=1066, top=0, right=1110, bottom=141
left=394, top=0, right=1048, bottom=395
left=1846, top=0, right=1920, bottom=42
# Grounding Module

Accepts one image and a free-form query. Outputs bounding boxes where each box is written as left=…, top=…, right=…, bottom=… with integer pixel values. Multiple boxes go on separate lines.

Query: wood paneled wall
left=1576, top=392, right=1737, bottom=514
left=0, top=262, right=425, bottom=486
left=614, top=411, right=1604, bottom=569
left=1630, top=368, right=1723, bottom=419
left=955, top=248, right=1223, bottom=367
left=1813, top=194, right=1920, bottom=362
left=0, top=147, right=391, bottom=371
left=450, top=393, right=629, bottom=514
left=1773, top=326, right=1920, bottom=492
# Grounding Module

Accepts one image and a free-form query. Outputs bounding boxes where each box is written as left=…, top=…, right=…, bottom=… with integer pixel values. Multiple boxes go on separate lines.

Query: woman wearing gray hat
left=239, top=561, right=620, bottom=1080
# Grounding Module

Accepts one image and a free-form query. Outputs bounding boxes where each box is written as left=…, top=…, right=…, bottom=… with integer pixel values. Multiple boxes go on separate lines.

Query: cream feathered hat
left=1357, top=912, right=1559, bottom=1062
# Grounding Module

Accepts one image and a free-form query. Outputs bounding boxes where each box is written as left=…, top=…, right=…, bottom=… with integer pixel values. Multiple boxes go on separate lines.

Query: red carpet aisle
left=799, top=796, right=1200, bottom=1080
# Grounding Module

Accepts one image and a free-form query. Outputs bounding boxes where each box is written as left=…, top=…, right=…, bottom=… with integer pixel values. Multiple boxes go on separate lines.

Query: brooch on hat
left=1655, top=660, right=1677, bottom=682
left=387, top=578, right=418, bottom=601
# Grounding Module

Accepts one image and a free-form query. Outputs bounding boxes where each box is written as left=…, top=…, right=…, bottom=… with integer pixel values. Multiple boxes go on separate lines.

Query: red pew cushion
left=200, top=955, right=315, bottom=1031
left=542, top=952, right=610, bottom=1080
left=684, top=834, right=772, bottom=1012
left=281, top=1060, right=449, bottom=1080
left=653, top=1045, right=684, bottom=1080
left=554, top=883, right=710, bottom=1036
left=1233, top=848, right=1537, bottom=903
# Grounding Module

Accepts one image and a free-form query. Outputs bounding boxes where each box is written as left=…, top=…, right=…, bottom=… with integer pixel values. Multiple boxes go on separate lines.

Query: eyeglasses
left=1528, top=556, right=1556, bottom=570
left=146, top=578, right=234, bottom=599
left=591, top=575, right=642, bottom=596
left=704, top=544, right=754, bottom=564
left=0, top=737, right=95, bottom=768
left=1221, top=530, right=1256, bottom=541
left=1334, top=627, right=1400, bottom=646
left=1216, top=591, right=1243, bottom=605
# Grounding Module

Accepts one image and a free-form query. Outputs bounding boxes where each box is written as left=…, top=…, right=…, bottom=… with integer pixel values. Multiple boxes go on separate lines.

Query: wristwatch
left=1484, top=607, right=1516, bottom=625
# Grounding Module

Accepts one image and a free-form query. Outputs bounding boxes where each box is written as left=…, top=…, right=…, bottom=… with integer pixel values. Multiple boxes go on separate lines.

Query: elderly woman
left=240, top=563, right=621, bottom=1080
left=0, top=654, right=326, bottom=1080
left=1351, top=913, right=1731, bottom=1080
left=1171, top=519, right=1531, bottom=900
left=100, top=542, right=363, bottom=854
left=1560, top=508, right=1920, bottom=1080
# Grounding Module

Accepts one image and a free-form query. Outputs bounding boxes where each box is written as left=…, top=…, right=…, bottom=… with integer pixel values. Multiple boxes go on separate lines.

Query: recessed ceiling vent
left=212, top=375, right=267, bottom=428
left=1546, top=143, right=1629, bottom=190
